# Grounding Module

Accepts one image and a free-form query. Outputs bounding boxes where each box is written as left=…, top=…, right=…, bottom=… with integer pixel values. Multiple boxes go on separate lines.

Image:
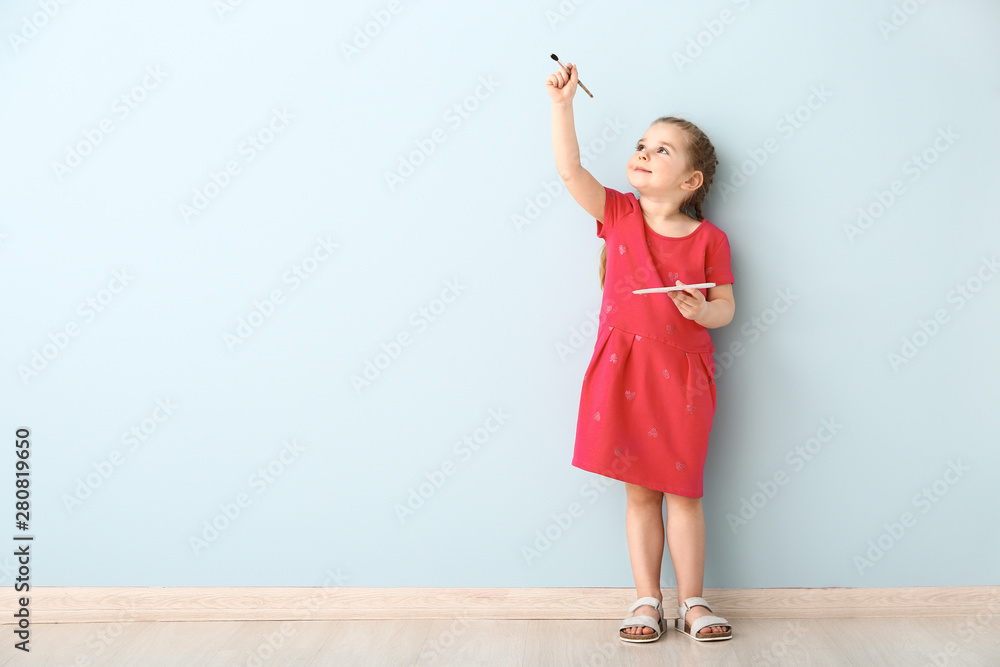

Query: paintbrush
left=550, top=53, right=593, bottom=98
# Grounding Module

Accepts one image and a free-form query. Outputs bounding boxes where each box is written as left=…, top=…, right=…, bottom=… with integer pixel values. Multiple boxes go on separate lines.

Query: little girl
left=546, top=62, right=736, bottom=644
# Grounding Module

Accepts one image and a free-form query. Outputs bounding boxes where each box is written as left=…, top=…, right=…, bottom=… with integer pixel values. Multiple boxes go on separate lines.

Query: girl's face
left=626, top=123, right=700, bottom=199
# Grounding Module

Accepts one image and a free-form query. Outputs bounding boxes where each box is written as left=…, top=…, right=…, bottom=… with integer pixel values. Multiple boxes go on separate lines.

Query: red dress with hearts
left=571, top=186, right=735, bottom=498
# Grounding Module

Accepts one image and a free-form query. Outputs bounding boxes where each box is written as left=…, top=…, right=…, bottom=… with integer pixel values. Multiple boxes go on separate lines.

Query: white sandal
left=675, top=596, right=732, bottom=641
left=619, top=596, right=664, bottom=643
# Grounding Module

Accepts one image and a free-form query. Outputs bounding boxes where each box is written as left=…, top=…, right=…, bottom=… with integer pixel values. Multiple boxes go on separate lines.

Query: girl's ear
left=684, top=170, right=703, bottom=191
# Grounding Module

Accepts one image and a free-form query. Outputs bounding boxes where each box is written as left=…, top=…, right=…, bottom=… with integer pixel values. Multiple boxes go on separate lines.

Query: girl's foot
left=682, top=604, right=729, bottom=634
left=622, top=600, right=661, bottom=636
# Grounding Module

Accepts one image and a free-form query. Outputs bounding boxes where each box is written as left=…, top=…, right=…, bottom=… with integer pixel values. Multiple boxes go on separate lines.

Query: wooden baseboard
left=2, top=586, right=998, bottom=624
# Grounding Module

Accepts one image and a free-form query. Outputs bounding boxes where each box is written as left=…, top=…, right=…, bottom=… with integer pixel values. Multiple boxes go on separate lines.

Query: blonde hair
left=600, top=117, right=718, bottom=290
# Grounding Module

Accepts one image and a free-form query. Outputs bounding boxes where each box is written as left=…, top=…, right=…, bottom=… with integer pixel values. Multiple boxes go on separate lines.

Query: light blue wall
left=2, top=0, right=997, bottom=589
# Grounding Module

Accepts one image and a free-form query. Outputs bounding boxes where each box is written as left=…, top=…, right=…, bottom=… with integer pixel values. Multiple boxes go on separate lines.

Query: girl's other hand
left=546, top=62, right=578, bottom=103
left=669, top=280, right=709, bottom=321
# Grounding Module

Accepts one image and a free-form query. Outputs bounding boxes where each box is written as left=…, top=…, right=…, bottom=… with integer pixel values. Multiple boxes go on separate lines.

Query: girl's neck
left=637, top=196, right=696, bottom=225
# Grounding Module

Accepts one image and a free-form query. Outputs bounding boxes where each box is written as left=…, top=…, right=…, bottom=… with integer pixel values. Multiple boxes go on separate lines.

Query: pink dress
left=571, top=186, right=735, bottom=498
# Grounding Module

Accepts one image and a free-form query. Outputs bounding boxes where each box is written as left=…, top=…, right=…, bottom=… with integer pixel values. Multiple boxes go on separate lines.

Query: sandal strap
left=689, top=614, right=730, bottom=635
left=628, top=596, right=663, bottom=614
left=678, top=596, right=711, bottom=615
left=619, top=615, right=660, bottom=633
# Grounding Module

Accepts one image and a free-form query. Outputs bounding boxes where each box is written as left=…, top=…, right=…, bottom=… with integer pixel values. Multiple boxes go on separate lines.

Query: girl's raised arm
left=547, top=63, right=606, bottom=222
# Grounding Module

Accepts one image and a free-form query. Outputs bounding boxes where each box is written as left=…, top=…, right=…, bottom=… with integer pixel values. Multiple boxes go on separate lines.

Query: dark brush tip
left=550, top=53, right=559, bottom=60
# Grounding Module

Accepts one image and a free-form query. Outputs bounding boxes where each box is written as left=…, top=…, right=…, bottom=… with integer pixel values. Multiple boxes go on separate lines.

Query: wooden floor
left=4, top=615, right=999, bottom=666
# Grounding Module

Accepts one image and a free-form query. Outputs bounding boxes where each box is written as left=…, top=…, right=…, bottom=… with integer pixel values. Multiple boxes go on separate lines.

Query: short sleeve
left=596, top=186, right=634, bottom=240
left=706, top=229, right=735, bottom=285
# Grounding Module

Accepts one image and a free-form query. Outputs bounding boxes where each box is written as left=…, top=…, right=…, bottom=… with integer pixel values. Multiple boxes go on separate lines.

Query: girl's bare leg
left=663, top=492, right=728, bottom=633
left=621, top=482, right=664, bottom=635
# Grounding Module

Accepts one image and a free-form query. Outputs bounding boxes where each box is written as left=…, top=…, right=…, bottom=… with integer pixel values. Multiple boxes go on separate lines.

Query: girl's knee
left=663, top=492, right=702, bottom=508
left=625, top=482, right=664, bottom=503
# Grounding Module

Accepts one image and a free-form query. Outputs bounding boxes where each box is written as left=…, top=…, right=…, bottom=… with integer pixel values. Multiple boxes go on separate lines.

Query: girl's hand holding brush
left=546, top=60, right=581, bottom=104
left=549, top=54, right=593, bottom=98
